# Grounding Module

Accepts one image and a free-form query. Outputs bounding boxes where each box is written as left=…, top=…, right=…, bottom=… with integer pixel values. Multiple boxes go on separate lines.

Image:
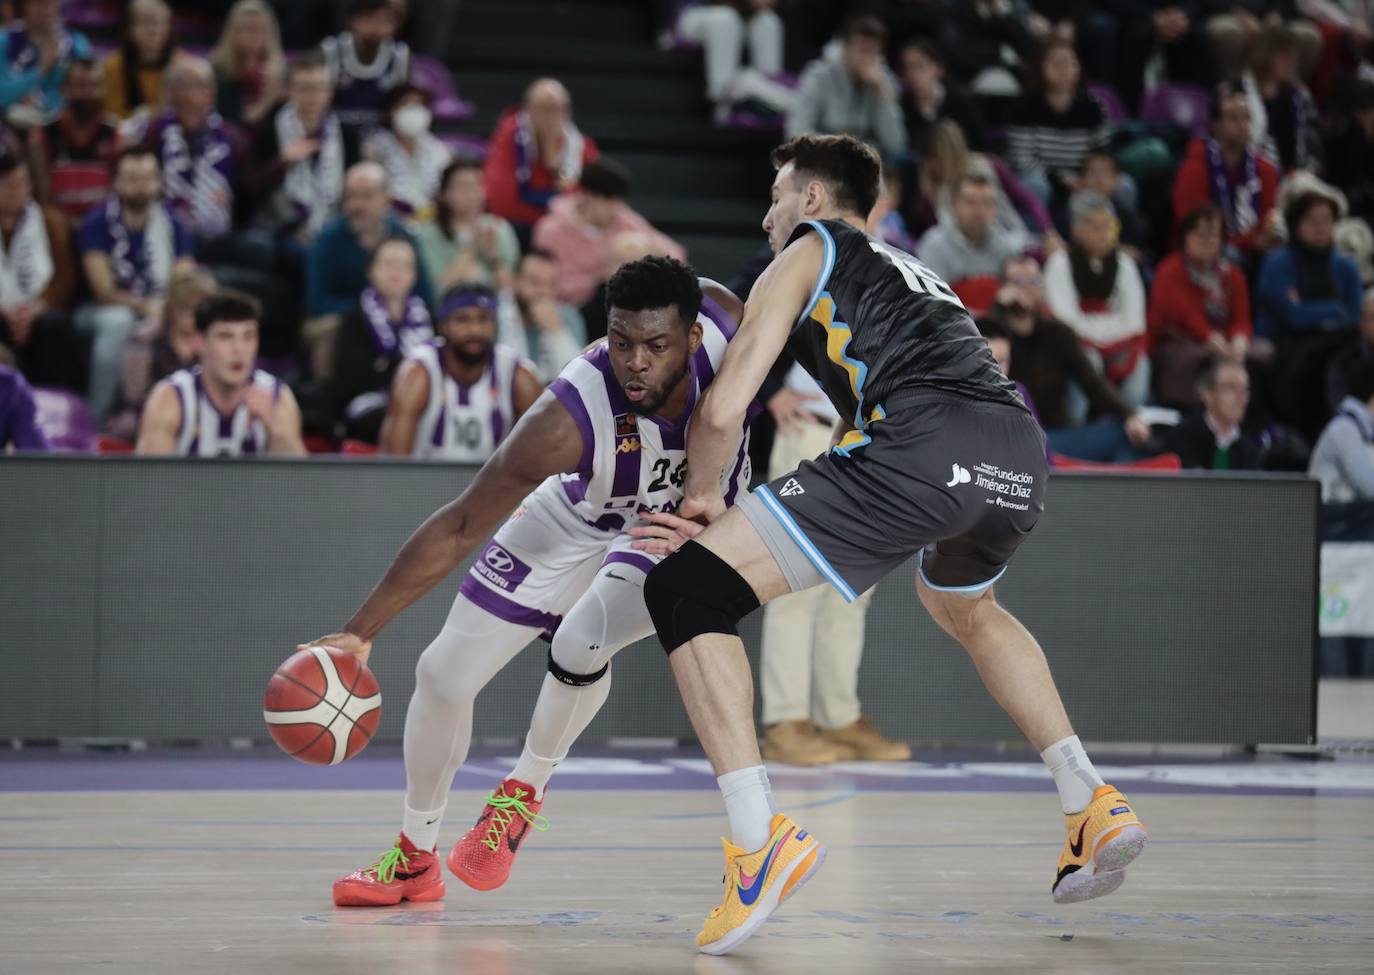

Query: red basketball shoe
left=447, top=779, right=549, bottom=891
left=333, top=836, right=446, bottom=906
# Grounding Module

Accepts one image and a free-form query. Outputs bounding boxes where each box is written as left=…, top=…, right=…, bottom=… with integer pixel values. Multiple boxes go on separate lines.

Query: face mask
left=393, top=105, right=431, bottom=139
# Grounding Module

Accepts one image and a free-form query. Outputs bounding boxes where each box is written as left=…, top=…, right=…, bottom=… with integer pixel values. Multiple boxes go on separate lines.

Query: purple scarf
left=153, top=112, right=235, bottom=239
left=1205, top=138, right=1262, bottom=238
left=360, top=287, right=432, bottom=357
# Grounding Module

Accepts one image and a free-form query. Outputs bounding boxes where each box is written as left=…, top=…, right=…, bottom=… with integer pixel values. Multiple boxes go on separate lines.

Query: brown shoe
left=762, top=720, right=842, bottom=766
left=819, top=717, right=911, bottom=761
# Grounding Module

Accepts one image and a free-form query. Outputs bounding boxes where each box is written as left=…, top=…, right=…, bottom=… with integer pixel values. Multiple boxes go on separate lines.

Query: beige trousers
left=303, top=314, right=342, bottom=382
left=758, top=417, right=874, bottom=730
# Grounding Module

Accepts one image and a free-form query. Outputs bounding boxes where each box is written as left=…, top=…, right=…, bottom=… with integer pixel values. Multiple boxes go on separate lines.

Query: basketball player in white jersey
left=379, top=284, right=542, bottom=461
left=137, top=290, right=306, bottom=456
left=300, top=257, right=750, bottom=906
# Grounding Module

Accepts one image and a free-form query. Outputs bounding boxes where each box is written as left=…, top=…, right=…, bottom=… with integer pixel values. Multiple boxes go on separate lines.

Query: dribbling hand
left=628, top=511, right=706, bottom=556
left=298, top=632, right=372, bottom=667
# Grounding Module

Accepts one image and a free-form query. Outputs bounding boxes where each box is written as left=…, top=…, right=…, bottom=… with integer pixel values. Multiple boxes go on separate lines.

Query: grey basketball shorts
left=737, top=394, right=1048, bottom=601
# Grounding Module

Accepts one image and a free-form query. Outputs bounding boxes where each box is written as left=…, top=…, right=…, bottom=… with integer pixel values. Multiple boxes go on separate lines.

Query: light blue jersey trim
left=756, top=485, right=858, bottom=602
left=795, top=220, right=837, bottom=332
left=831, top=403, right=885, bottom=457
left=917, top=549, right=1006, bottom=596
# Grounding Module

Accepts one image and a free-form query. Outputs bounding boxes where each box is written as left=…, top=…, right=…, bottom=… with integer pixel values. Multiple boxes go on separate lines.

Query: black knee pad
left=643, top=540, right=760, bottom=654
left=547, top=647, right=609, bottom=687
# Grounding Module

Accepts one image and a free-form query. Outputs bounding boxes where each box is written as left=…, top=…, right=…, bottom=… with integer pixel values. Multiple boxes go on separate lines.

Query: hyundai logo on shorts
left=485, top=546, right=516, bottom=574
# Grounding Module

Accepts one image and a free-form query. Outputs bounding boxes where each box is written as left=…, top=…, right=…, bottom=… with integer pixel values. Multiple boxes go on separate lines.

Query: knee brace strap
left=547, top=646, right=609, bottom=687
left=643, top=540, right=759, bottom=654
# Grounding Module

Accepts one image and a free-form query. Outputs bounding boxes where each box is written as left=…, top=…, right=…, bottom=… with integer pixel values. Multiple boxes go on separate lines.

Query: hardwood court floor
left=1, top=754, right=1372, bottom=974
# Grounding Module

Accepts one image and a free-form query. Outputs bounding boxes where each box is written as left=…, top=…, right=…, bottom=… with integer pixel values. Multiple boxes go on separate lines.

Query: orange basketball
left=263, top=646, right=381, bottom=765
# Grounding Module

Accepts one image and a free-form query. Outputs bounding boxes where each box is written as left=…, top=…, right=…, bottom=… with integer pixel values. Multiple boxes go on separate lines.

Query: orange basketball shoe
left=447, top=778, right=549, bottom=891
left=333, top=836, right=446, bottom=906
left=1051, top=784, right=1148, bottom=904
left=695, top=813, right=826, bottom=955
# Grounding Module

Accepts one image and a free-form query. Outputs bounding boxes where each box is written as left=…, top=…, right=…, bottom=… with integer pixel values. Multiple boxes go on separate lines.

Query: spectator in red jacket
left=1172, top=80, right=1281, bottom=261
left=483, top=78, right=599, bottom=239
left=1148, top=204, right=1253, bottom=407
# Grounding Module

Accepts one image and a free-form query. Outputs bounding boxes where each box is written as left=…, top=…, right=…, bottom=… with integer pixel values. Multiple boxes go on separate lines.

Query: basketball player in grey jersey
left=634, top=135, right=1148, bottom=955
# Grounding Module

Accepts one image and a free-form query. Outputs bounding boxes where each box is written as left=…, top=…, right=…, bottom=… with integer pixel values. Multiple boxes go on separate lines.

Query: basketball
left=263, top=646, right=382, bottom=766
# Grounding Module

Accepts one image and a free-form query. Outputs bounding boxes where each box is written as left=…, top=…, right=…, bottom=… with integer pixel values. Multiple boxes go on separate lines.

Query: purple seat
left=725, top=107, right=783, bottom=130
left=1139, top=84, right=1211, bottom=138
left=1088, top=82, right=1128, bottom=125
left=439, top=133, right=489, bottom=160
left=31, top=388, right=96, bottom=453
left=63, top=0, right=117, bottom=31
left=412, top=56, right=474, bottom=123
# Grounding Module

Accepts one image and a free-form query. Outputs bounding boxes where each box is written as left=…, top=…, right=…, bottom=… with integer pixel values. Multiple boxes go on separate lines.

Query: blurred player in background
left=378, top=283, right=541, bottom=461
left=136, top=289, right=304, bottom=456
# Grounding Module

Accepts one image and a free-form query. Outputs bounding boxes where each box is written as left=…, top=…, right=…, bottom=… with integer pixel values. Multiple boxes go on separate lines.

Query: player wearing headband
left=379, top=283, right=543, bottom=461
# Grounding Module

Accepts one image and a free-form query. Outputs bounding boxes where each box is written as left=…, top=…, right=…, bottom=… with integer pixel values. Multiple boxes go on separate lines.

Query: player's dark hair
left=195, top=289, right=262, bottom=333
left=771, top=134, right=881, bottom=218
left=521, top=247, right=556, bottom=266
left=1347, top=357, right=1374, bottom=403
left=605, top=255, right=702, bottom=331
left=581, top=158, right=631, bottom=200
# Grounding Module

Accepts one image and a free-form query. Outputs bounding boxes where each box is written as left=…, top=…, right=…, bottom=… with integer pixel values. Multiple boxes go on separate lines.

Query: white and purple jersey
left=322, top=33, right=411, bottom=133
left=409, top=340, right=529, bottom=463
left=167, top=366, right=280, bottom=457
left=455, top=295, right=750, bottom=637
left=538, top=294, right=751, bottom=533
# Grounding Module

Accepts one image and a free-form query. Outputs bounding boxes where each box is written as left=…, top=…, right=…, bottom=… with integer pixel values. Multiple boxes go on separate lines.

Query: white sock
left=514, top=670, right=614, bottom=800
left=509, top=740, right=561, bottom=800
left=1040, top=734, right=1105, bottom=814
left=717, top=765, right=776, bottom=851
left=401, top=802, right=446, bottom=851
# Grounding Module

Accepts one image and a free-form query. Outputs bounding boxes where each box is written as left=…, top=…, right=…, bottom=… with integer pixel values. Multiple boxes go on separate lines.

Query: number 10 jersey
left=784, top=219, right=1025, bottom=447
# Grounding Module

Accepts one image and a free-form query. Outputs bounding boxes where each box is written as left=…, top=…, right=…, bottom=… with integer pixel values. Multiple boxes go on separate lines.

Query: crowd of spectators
left=0, top=0, right=1369, bottom=492
left=0, top=0, right=686, bottom=457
